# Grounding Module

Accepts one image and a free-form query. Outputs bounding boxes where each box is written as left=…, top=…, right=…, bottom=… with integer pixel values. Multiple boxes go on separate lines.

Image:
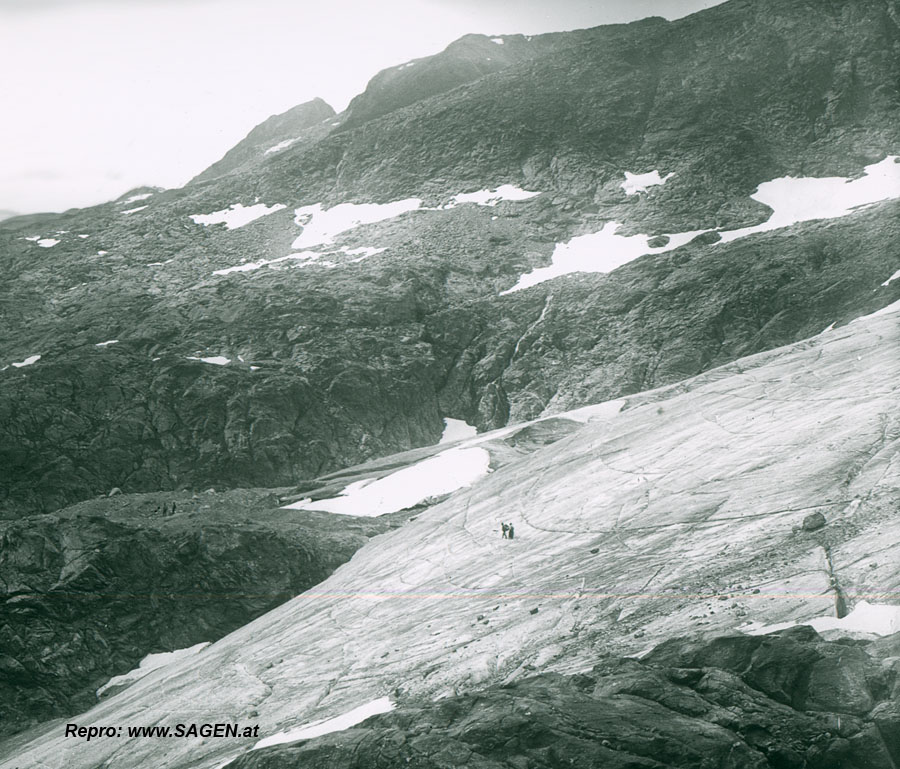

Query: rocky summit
left=2, top=0, right=900, bottom=766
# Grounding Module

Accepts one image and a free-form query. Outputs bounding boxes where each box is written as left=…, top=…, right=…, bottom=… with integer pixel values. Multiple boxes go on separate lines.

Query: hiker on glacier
left=501, top=522, right=509, bottom=539
left=508, top=523, right=515, bottom=539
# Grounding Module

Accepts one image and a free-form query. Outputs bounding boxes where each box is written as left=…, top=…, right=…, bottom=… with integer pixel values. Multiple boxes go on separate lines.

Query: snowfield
left=121, top=192, right=153, bottom=204
left=96, top=643, right=210, bottom=699
left=11, top=355, right=41, bottom=368
left=744, top=601, right=900, bottom=637
left=439, top=418, right=478, bottom=444
left=213, top=246, right=386, bottom=276
left=292, top=199, right=423, bottom=250
left=283, top=446, right=491, bottom=516
left=186, top=355, right=231, bottom=365
left=190, top=203, right=287, bottom=230
left=621, top=170, right=674, bottom=196
left=447, top=185, right=540, bottom=207
left=253, top=697, right=394, bottom=750
left=719, top=156, right=900, bottom=242
left=506, top=157, right=900, bottom=292
left=503, top=223, right=705, bottom=294
left=264, top=138, right=299, bottom=155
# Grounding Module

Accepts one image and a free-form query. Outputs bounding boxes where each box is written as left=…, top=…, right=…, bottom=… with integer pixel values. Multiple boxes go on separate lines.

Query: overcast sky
left=0, top=0, right=725, bottom=214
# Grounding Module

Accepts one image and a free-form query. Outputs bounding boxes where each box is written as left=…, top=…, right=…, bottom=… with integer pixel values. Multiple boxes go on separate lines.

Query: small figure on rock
left=171, top=501, right=177, bottom=515
left=162, top=503, right=168, bottom=516
left=508, top=523, right=515, bottom=540
left=501, top=522, right=509, bottom=539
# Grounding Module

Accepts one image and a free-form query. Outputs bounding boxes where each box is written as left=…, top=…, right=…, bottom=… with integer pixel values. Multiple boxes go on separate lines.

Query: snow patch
left=186, top=355, right=231, bottom=366
left=502, top=223, right=705, bottom=294
left=11, top=355, right=41, bottom=368
left=448, top=185, right=541, bottom=208
left=342, top=245, right=386, bottom=262
left=490, top=37, right=504, bottom=44
left=190, top=203, right=287, bottom=230
left=621, top=170, right=674, bottom=196
left=284, top=447, right=491, bottom=517
left=505, top=157, right=900, bottom=292
left=265, top=138, right=298, bottom=155
left=24, top=236, right=40, bottom=242
left=97, top=250, right=108, bottom=256
left=121, top=192, right=153, bottom=205
left=213, top=251, right=322, bottom=275
left=78, top=234, right=89, bottom=239
left=96, top=642, right=209, bottom=698
left=292, top=199, right=422, bottom=250
left=882, top=268, right=900, bottom=287
left=95, top=340, right=119, bottom=347
left=744, top=601, right=900, bottom=637
left=253, top=697, right=394, bottom=750
left=121, top=206, right=147, bottom=215
left=559, top=399, right=626, bottom=423
left=37, top=238, right=59, bottom=248
left=720, top=157, right=900, bottom=243
left=439, top=418, right=478, bottom=444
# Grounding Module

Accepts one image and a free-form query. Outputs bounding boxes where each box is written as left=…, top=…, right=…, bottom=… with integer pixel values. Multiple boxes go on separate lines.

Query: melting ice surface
left=284, top=447, right=491, bottom=517
left=253, top=697, right=395, bottom=750
left=503, top=223, right=705, bottom=294
left=719, top=156, right=900, bottom=242
left=621, top=170, right=674, bottom=196
left=744, top=601, right=900, bottom=637
left=37, top=238, right=59, bottom=248
left=190, top=203, right=287, bottom=230
left=96, top=642, right=209, bottom=698
left=439, top=418, right=478, bottom=444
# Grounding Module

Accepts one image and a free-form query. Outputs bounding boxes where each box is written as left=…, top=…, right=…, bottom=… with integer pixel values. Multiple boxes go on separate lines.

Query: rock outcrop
left=0, top=490, right=404, bottom=735
left=231, top=627, right=900, bottom=769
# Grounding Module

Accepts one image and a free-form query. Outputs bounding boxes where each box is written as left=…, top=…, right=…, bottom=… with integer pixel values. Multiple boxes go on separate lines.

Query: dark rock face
left=803, top=512, right=827, bottom=531
left=1, top=0, right=899, bottom=517
left=0, top=490, right=402, bottom=735
left=228, top=627, right=900, bottom=769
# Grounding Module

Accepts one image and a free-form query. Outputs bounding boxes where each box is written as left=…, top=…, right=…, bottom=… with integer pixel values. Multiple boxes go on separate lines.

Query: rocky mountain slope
left=0, top=489, right=405, bottom=735
left=4, top=295, right=897, bottom=769
left=190, top=99, right=336, bottom=184
left=1, top=0, right=899, bottom=517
